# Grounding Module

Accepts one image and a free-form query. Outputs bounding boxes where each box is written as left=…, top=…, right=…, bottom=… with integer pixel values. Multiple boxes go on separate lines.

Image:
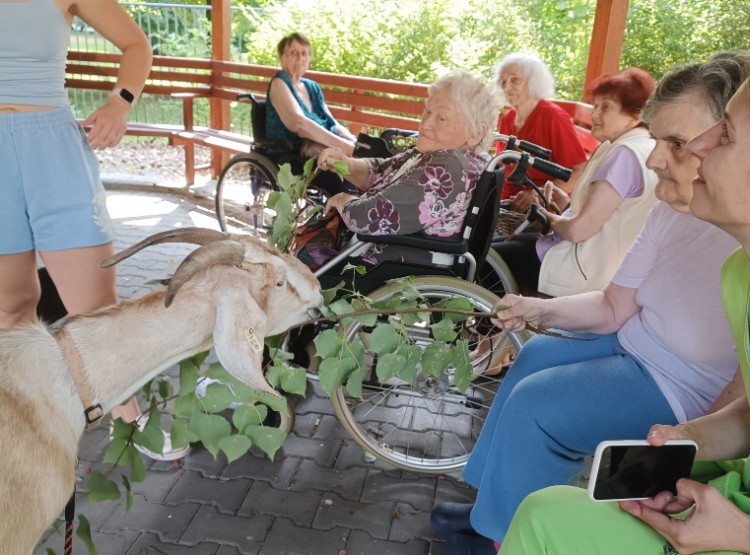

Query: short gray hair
left=429, top=70, right=501, bottom=152
left=643, top=51, right=750, bottom=124
left=494, top=53, right=555, bottom=102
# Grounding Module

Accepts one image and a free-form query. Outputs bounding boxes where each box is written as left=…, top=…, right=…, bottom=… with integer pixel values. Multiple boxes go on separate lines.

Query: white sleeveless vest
left=537, top=126, right=657, bottom=297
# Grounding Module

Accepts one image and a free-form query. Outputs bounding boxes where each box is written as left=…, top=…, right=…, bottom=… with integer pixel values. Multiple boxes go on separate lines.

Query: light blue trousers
left=462, top=333, right=677, bottom=542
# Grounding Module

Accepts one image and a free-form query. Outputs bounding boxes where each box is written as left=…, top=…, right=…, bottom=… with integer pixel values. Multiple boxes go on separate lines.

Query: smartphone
left=588, top=439, right=698, bottom=502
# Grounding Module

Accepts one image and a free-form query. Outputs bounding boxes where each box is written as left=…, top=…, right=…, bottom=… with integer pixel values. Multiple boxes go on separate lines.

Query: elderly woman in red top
left=496, top=53, right=589, bottom=212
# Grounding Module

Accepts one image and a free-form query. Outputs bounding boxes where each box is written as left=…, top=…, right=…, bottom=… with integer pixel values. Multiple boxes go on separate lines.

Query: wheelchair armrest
left=355, top=232, right=469, bottom=255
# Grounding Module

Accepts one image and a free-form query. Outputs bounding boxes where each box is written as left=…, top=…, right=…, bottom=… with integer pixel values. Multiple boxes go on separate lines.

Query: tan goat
left=0, top=228, right=322, bottom=554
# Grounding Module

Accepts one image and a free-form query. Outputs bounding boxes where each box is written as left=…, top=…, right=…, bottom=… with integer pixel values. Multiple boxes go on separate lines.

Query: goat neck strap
left=54, top=329, right=103, bottom=430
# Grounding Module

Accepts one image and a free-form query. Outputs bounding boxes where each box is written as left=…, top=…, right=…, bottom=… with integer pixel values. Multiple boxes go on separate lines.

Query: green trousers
left=500, top=485, right=671, bottom=555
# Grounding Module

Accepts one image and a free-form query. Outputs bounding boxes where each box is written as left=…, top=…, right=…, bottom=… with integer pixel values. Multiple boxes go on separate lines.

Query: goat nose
left=307, top=307, right=323, bottom=320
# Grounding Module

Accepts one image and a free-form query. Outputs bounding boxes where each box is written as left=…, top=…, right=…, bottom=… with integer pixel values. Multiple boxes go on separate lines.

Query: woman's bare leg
left=41, top=244, right=141, bottom=420
left=0, top=251, right=41, bottom=331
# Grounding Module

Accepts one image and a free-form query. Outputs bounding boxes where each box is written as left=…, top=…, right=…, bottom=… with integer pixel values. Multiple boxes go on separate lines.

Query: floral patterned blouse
left=340, top=148, right=489, bottom=263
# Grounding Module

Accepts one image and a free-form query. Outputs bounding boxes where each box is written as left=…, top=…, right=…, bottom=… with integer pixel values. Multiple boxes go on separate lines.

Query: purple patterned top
left=340, top=148, right=489, bottom=263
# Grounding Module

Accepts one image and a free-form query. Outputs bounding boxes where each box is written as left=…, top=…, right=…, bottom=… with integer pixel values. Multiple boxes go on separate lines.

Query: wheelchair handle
left=494, top=133, right=552, bottom=160
left=488, top=151, right=572, bottom=182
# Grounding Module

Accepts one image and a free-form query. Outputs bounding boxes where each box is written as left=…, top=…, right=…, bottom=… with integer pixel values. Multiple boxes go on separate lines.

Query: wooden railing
left=66, top=51, right=596, bottom=179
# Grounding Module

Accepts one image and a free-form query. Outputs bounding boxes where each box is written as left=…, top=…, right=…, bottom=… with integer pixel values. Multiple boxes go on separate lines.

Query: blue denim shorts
left=0, top=107, right=114, bottom=254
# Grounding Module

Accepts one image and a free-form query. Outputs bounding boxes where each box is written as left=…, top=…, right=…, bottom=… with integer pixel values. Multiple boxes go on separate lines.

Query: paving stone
left=292, top=413, right=348, bottom=440
left=289, top=459, right=367, bottom=501
left=313, top=491, right=392, bottom=539
left=78, top=425, right=115, bottom=462
left=291, top=389, right=336, bottom=417
left=389, top=502, right=438, bottom=543
left=129, top=466, right=184, bottom=503
left=180, top=504, right=271, bottom=554
left=126, top=532, right=221, bottom=554
left=182, top=447, right=230, bottom=479
left=238, top=481, right=321, bottom=527
left=334, top=436, right=401, bottom=473
left=101, top=494, right=200, bottom=542
left=346, top=529, right=431, bottom=555
left=259, top=517, right=349, bottom=555
left=432, top=475, right=476, bottom=505
left=165, top=470, right=251, bottom=514
left=35, top=529, right=140, bottom=555
left=361, top=470, right=436, bottom=512
left=278, top=434, right=343, bottom=467
left=221, top=450, right=300, bottom=488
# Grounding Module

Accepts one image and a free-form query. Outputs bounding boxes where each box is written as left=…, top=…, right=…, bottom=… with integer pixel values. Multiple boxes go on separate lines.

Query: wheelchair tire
left=215, top=153, right=279, bottom=233
left=476, top=249, right=520, bottom=298
left=329, top=275, right=530, bottom=474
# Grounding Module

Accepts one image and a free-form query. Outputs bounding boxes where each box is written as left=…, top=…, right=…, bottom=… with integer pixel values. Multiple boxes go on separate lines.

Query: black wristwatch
left=110, top=87, right=135, bottom=106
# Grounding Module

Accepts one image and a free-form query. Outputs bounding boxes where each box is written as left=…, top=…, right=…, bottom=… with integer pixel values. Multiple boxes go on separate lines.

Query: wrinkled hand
left=646, top=423, right=699, bottom=448
left=318, top=147, right=348, bottom=172
left=620, top=479, right=750, bottom=554
left=509, top=189, right=536, bottom=213
left=324, top=192, right=356, bottom=217
left=82, top=97, right=131, bottom=150
left=490, top=294, right=544, bottom=332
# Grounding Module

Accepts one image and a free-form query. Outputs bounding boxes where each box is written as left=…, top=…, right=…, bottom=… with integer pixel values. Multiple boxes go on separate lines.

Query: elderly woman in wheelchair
left=314, top=69, right=499, bottom=275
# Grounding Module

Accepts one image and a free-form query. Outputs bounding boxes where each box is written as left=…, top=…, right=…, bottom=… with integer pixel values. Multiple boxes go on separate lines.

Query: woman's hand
left=318, top=147, right=349, bottom=172
left=620, top=479, right=750, bottom=554
left=490, top=294, right=545, bottom=331
left=509, top=189, right=536, bottom=213
left=82, top=96, right=131, bottom=150
left=324, top=192, right=356, bottom=216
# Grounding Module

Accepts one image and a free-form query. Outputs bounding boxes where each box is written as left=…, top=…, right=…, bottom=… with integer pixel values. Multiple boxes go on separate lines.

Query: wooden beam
left=210, top=0, right=232, bottom=177
left=583, top=0, right=630, bottom=100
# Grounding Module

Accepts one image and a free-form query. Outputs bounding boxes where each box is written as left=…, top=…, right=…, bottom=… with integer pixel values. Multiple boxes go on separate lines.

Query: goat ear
left=212, top=289, right=278, bottom=397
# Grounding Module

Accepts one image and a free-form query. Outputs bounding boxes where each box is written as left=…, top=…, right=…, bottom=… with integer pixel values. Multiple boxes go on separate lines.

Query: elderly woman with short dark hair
left=317, top=70, right=499, bottom=265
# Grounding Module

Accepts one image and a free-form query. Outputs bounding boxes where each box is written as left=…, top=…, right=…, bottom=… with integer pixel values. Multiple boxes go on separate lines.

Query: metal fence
left=68, top=2, right=262, bottom=136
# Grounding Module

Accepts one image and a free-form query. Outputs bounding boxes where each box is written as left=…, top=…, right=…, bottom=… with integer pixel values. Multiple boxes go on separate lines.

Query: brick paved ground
left=33, top=186, right=476, bottom=555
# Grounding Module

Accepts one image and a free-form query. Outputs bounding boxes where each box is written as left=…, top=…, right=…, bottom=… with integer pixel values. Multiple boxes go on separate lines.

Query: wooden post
left=583, top=0, right=630, bottom=100
left=210, top=0, right=231, bottom=178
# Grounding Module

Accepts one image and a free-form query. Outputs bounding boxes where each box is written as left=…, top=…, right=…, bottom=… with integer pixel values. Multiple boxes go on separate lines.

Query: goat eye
left=276, top=279, right=286, bottom=287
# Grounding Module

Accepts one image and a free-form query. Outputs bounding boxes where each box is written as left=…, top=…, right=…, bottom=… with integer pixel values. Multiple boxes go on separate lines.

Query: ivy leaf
left=351, top=297, right=377, bottom=326
left=314, top=328, right=343, bottom=358
left=76, top=515, right=98, bottom=555
left=157, top=379, right=173, bottom=402
left=421, top=342, right=454, bottom=377
left=172, top=394, right=199, bottom=417
left=171, top=419, right=199, bottom=450
left=103, top=438, right=129, bottom=464
left=376, top=351, right=406, bottom=382
left=256, top=391, right=289, bottom=415
left=345, top=366, right=366, bottom=398
left=332, top=160, right=350, bottom=178
left=266, top=363, right=307, bottom=395
left=232, top=403, right=266, bottom=433
left=189, top=413, right=232, bottom=458
left=87, top=471, right=121, bottom=503
left=342, top=262, right=367, bottom=276
left=130, top=451, right=147, bottom=483
left=197, top=381, right=237, bottom=413
left=218, top=434, right=253, bottom=463
left=318, top=357, right=347, bottom=397
left=179, top=356, right=201, bottom=397
left=430, top=318, right=458, bottom=342
left=369, top=324, right=401, bottom=355
left=322, top=283, right=345, bottom=305
left=133, top=406, right=165, bottom=455
left=266, top=190, right=281, bottom=210
left=303, top=156, right=316, bottom=178
left=435, top=297, right=474, bottom=323
left=244, top=425, right=287, bottom=459
left=275, top=163, right=295, bottom=190
left=450, top=340, right=473, bottom=392
left=397, top=344, right=422, bottom=384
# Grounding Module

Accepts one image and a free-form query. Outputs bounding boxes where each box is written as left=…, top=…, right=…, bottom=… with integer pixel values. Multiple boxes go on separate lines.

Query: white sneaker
left=110, top=418, right=191, bottom=462
left=195, top=376, right=242, bottom=410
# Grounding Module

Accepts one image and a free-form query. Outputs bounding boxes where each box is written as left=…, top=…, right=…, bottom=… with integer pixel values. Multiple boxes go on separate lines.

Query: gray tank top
left=0, top=0, right=71, bottom=107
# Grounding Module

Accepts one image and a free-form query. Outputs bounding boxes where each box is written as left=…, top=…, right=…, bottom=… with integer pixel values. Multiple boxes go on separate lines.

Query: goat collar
left=54, top=329, right=104, bottom=431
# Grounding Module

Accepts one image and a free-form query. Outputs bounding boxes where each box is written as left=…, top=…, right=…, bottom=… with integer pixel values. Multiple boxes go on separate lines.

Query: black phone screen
left=591, top=444, right=696, bottom=501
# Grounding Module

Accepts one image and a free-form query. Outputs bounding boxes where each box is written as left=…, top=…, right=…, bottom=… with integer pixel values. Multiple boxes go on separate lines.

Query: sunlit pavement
left=33, top=183, right=472, bottom=555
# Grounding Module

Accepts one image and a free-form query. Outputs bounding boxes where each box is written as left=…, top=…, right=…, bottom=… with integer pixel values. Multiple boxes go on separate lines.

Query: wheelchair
left=285, top=149, right=570, bottom=474
left=214, top=93, right=415, bottom=234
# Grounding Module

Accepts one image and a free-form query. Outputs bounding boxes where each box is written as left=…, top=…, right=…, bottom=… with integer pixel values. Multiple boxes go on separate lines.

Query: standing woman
left=0, top=0, right=151, bottom=331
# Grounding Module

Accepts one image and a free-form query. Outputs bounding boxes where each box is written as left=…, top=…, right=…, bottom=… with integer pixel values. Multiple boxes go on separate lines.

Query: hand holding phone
left=588, top=440, right=698, bottom=502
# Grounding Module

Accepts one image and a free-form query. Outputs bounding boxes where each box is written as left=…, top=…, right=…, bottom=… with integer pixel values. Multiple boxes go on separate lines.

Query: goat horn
left=101, top=228, right=229, bottom=268
left=165, top=239, right=246, bottom=308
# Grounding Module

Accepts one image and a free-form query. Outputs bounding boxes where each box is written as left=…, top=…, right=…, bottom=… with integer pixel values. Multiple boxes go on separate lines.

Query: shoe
left=470, top=333, right=514, bottom=377
left=110, top=417, right=191, bottom=462
left=195, top=376, right=242, bottom=410
left=444, top=532, right=498, bottom=555
left=430, top=502, right=476, bottom=539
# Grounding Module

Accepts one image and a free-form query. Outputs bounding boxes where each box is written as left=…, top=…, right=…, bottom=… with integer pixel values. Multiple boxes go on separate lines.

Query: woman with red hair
left=493, top=68, right=659, bottom=298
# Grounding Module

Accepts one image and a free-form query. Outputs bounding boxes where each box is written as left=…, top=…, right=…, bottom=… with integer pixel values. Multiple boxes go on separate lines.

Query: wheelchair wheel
left=329, top=275, right=530, bottom=474
left=476, top=249, right=520, bottom=297
left=215, top=153, right=278, bottom=233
